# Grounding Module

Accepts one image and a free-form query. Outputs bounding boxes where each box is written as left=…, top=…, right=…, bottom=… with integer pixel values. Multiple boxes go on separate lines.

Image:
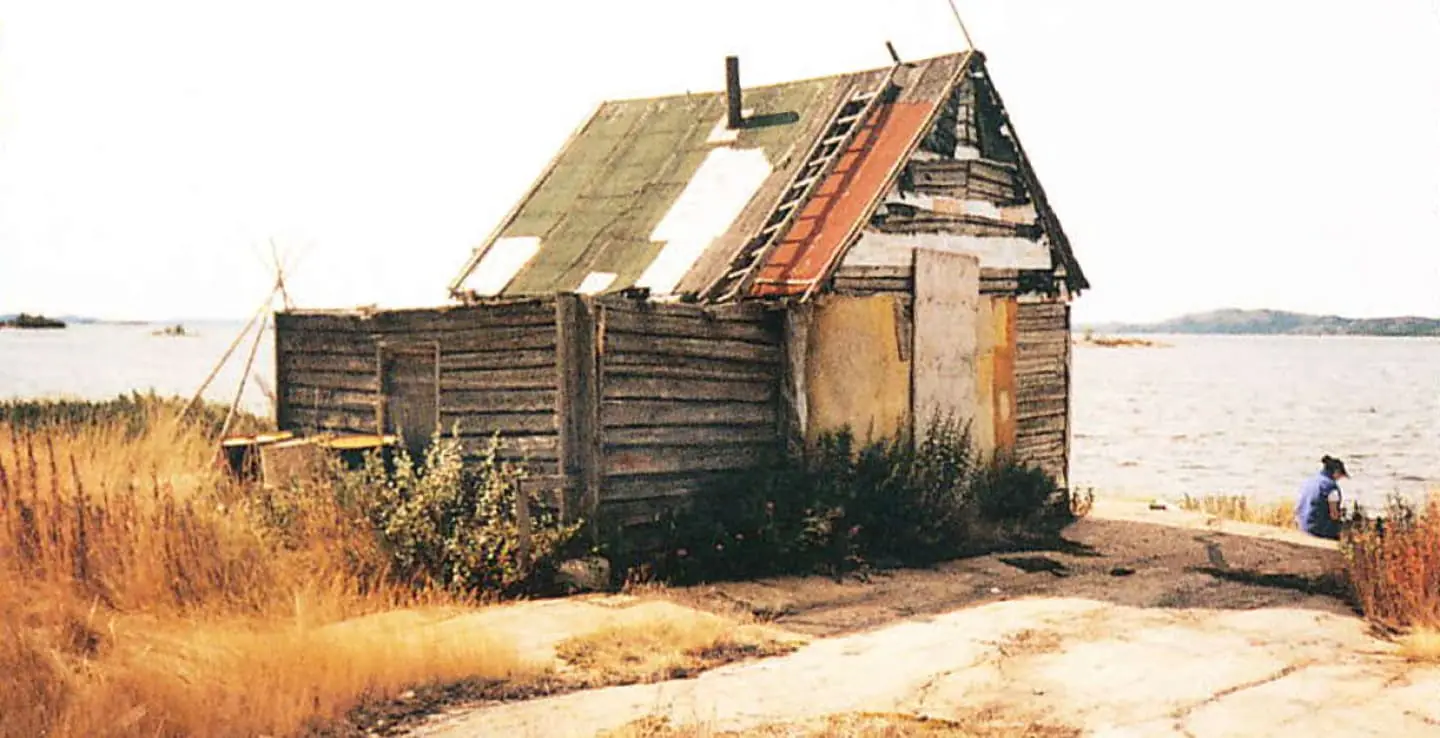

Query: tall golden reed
left=0, top=399, right=525, bottom=738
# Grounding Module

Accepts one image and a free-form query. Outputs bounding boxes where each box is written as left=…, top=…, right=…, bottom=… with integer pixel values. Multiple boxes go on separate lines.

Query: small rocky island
left=0, top=313, right=66, bottom=329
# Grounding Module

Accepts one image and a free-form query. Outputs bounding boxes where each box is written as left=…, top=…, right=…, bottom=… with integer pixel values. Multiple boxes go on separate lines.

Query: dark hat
left=1321, top=455, right=1349, bottom=477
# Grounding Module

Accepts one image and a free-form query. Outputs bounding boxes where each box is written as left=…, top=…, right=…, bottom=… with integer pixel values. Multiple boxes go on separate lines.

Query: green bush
left=332, top=433, right=581, bottom=596
left=622, top=416, right=1073, bottom=584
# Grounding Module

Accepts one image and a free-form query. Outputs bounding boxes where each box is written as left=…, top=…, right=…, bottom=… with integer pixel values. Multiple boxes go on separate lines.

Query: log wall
left=276, top=297, right=785, bottom=530
left=274, top=299, right=563, bottom=477
left=1013, top=299, right=1070, bottom=487
left=595, top=300, right=784, bottom=527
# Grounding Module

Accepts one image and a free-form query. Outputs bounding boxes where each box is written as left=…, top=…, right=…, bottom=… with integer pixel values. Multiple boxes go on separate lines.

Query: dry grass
left=1397, top=628, right=1440, bottom=664
left=1343, top=496, right=1440, bottom=635
left=602, top=711, right=1079, bottom=737
left=556, top=608, right=798, bottom=686
left=0, top=402, right=533, bottom=738
left=1178, top=494, right=1295, bottom=528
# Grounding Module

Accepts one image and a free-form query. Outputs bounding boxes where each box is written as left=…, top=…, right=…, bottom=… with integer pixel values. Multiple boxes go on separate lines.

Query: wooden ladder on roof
left=700, top=72, right=898, bottom=303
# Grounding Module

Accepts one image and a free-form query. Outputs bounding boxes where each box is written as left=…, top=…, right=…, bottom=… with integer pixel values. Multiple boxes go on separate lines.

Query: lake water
left=0, top=322, right=274, bottom=416
left=2, top=326, right=1435, bottom=507
left=1072, top=334, right=1439, bottom=509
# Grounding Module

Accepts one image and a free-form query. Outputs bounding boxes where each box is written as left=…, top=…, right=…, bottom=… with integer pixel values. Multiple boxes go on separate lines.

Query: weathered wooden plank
left=555, top=294, right=602, bottom=528
left=835, top=265, right=913, bottom=279
left=979, top=281, right=1020, bottom=295
left=1017, top=302, right=1068, bottom=320
left=602, top=306, right=776, bottom=344
left=1017, top=413, right=1067, bottom=434
left=274, top=313, right=369, bottom=334
left=1016, top=337, right=1070, bottom=353
left=1017, top=390, right=1068, bottom=407
left=278, top=371, right=378, bottom=393
left=437, top=411, right=557, bottom=435
left=441, top=389, right=556, bottom=414
left=441, top=367, right=557, bottom=391
left=603, top=424, right=777, bottom=448
left=980, top=268, right=1021, bottom=281
left=605, top=333, right=781, bottom=364
left=602, top=400, right=775, bottom=429
left=602, top=375, right=774, bottom=403
left=602, top=362, right=777, bottom=384
left=281, top=385, right=376, bottom=411
left=369, top=302, right=555, bottom=332
left=393, top=326, right=557, bottom=352
left=279, top=352, right=375, bottom=375
left=873, top=214, right=1034, bottom=239
left=277, top=331, right=376, bottom=355
left=832, top=276, right=912, bottom=293
left=1015, top=356, right=1066, bottom=374
left=457, top=433, right=560, bottom=461
left=1015, top=430, right=1066, bottom=452
left=598, top=299, right=772, bottom=324
left=1017, top=375, right=1065, bottom=394
left=442, top=348, right=557, bottom=371
left=602, top=443, right=772, bottom=477
left=281, top=407, right=376, bottom=435
left=605, top=353, right=776, bottom=374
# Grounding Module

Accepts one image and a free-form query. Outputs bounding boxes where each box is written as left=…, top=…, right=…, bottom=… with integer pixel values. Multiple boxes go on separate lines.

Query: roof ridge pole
left=945, top=0, right=977, bottom=50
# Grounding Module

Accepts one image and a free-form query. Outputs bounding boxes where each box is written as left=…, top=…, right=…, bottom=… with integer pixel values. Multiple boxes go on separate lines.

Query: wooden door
left=379, top=343, right=440, bottom=459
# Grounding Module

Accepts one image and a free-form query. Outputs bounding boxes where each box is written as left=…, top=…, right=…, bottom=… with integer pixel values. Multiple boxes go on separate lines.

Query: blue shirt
left=1295, top=472, right=1341, bottom=538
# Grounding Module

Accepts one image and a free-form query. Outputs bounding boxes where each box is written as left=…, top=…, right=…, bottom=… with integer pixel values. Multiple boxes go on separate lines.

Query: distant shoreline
left=1080, top=308, right=1440, bottom=338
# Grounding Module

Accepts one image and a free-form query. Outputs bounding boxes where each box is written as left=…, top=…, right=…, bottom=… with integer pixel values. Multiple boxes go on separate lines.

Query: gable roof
left=449, top=51, right=1085, bottom=302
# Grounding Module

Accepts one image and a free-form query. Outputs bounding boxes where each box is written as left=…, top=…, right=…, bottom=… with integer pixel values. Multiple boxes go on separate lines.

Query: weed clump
left=1342, top=495, right=1440, bottom=633
left=617, top=416, right=1077, bottom=584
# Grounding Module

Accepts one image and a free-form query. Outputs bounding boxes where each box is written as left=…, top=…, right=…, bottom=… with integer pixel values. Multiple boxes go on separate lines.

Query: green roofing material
left=498, top=78, right=839, bottom=296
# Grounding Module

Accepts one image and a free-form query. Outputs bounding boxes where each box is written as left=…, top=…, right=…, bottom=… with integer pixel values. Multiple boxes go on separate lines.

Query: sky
left=1, top=0, right=1437, bottom=324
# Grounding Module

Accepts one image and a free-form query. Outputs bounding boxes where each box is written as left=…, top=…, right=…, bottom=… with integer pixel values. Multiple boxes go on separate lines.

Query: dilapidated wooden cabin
left=275, top=50, right=1087, bottom=529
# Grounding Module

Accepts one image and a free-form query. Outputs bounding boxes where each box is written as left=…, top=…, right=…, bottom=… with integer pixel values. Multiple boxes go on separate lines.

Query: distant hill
left=1084, top=309, right=1440, bottom=337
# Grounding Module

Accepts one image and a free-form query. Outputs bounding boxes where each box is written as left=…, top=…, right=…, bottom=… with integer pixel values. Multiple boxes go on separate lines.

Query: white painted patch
left=843, top=231, right=1052, bottom=270
left=461, top=236, right=541, bottom=296
left=576, top=271, right=617, bottom=295
left=961, top=200, right=1003, bottom=219
left=705, top=110, right=755, bottom=144
left=954, top=145, right=982, bottom=161
left=635, top=147, right=772, bottom=296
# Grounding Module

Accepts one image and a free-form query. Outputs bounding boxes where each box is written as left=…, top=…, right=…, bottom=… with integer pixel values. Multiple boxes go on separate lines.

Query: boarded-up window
left=380, top=343, right=440, bottom=458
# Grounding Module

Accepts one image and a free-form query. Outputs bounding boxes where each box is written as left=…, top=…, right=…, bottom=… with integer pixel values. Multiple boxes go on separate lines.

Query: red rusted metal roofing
left=748, top=100, right=939, bottom=298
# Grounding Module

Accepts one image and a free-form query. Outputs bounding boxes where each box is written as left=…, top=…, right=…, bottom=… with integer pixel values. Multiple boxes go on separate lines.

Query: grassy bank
left=0, top=396, right=531, bottom=737
left=0, top=397, right=804, bottom=737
